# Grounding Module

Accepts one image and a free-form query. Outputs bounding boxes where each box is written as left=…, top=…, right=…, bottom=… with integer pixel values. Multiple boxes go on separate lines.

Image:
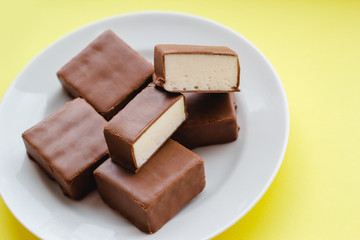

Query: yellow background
left=1, top=0, right=359, bottom=239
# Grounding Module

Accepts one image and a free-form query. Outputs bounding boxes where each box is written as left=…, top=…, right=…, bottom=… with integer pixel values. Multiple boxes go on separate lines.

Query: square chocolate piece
left=104, top=85, right=186, bottom=173
left=172, top=93, right=239, bottom=149
left=94, top=139, right=205, bottom=234
left=57, top=30, right=154, bottom=120
left=22, top=98, right=109, bottom=200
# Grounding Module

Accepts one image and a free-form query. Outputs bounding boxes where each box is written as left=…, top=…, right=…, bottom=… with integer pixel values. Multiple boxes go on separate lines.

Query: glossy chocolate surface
left=57, top=30, right=154, bottom=120
left=94, top=139, right=205, bottom=234
left=104, top=85, right=185, bottom=172
left=22, top=98, right=109, bottom=200
left=172, top=93, right=239, bottom=149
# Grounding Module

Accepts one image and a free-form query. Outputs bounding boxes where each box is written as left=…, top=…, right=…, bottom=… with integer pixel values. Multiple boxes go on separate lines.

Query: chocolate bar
left=154, top=44, right=240, bottom=92
left=57, top=30, right=154, bottom=120
left=94, top=139, right=205, bottom=234
left=172, top=93, right=239, bottom=149
left=104, top=85, right=186, bottom=172
left=22, top=98, right=109, bottom=200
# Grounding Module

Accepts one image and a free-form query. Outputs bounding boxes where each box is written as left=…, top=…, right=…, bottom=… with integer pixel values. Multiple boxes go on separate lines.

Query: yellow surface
left=1, top=0, right=359, bottom=239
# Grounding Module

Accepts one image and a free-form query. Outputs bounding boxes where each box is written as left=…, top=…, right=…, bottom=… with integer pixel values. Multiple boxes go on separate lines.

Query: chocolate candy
left=94, top=139, right=205, bottom=234
left=104, top=84, right=187, bottom=173
left=172, top=93, right=239, bottom=149
left=22, top=98, right=109, bottom=200
left=154, top=44, right=240, bottom=92
left=57, top=30, right=154, bottom=120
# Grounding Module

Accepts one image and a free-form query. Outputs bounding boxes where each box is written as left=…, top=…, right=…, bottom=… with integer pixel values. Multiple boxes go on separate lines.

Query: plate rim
left=0, top=11, right=290, bottom=239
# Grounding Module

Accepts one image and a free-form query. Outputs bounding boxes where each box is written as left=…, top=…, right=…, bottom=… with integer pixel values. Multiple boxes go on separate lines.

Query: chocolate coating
left=104, top=85, right=186, bottom=172
left=154, top=44, right=240, bottom=92
left=22, top=98, right=109, bottom=200
left=172, top=93, right=239, bottom=149
left=94, top=139, right=206, bottom=234
left=57, top=30, right=154, bottom=120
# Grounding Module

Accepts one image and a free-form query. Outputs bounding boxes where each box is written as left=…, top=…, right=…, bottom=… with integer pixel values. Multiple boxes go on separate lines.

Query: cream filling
left=164, top=54, right=238, bottom=91
left=133, top=96, right=186, bottom=168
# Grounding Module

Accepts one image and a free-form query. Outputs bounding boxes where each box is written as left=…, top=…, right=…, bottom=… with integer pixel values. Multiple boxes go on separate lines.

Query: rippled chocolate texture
left=22, top=98, right=109, bottom=200
left=57, top=30, right=154, bottom=120
left=94, top=139, right=206, bottom=234
left=172, top=93, right=239, bottom=149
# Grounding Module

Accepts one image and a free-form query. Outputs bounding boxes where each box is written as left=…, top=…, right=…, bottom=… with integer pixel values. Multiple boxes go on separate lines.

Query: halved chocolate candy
left=104, top=85, right=187, bottom=172
left=154, top=44, right=240, bottom=92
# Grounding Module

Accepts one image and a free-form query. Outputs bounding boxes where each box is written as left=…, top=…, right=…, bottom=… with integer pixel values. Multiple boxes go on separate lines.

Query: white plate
left=0, top=12, right=289, bottom=240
